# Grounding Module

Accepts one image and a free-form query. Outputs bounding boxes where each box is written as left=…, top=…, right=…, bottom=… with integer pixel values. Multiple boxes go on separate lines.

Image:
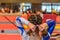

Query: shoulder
left=16, top=16, right=25, bottom=20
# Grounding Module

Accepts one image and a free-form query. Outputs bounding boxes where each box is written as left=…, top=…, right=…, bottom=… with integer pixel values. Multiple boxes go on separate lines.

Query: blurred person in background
left=1, top=7, right=5, bottom=13
left=4, top=7, right=10, bottom=13
left=0, top=7, right=3, bottom=13
left=52, top=9, right=57, bottom=15
left=42, top=9, right=46, bottom=14
left=10, top=9, right=13, bottom=13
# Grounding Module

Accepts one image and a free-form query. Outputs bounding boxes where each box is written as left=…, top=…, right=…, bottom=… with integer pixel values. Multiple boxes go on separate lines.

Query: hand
left=39, top=23, right=47, bottom=31
left=28, top=23, right=35, bottom=31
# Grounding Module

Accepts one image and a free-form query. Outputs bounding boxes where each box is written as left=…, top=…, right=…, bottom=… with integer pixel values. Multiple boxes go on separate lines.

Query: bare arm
left=16, top=17, right=35, bottom=30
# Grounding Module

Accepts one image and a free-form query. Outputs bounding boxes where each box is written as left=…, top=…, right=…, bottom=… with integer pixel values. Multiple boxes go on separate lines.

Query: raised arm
left=39, top=20, right=56, bottom=40
left=46, top=20, right=56, bottom=34
left=16, top=17, right=35, bottom=30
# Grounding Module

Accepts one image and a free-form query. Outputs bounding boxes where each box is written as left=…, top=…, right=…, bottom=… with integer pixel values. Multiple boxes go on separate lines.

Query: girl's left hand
left=39, top=23, right=47, bottom=31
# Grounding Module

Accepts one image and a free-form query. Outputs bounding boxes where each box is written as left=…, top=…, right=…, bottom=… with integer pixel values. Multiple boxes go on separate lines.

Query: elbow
left=46, top=20, right=56, bottom=27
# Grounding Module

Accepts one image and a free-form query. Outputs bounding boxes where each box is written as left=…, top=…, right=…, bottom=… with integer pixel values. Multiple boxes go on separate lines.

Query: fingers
left=39, top=23, right=47, bottom=31
left=28, top=23, right=35, bottom=31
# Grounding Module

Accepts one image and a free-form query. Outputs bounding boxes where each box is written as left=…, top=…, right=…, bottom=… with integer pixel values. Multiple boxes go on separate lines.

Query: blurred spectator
left=52, top=10, right=57, bottom=15
left=1, top=8, right=5, bottom=13
left=0, top=10, right=3, bottom=13
left=13, top=5, right=19, bottom=13
left=4, top=7, right=10, bottom=13
left=42, top=9, right=46, bottom=14
left=10, top=9, right=13, bottom=13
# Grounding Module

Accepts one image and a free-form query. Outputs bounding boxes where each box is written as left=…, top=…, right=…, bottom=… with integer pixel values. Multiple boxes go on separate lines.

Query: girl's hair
left=27, top=26, right=39, bottom=36
left=27, top=14, right=42, bottom=37
left=28, top=14, right=48, bottom=39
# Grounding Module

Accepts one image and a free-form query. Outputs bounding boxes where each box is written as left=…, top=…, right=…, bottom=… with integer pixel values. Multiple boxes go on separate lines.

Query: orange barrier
left=0, top=24, right=18, bottom=30
left=0, top=16, right=17, bottom=30
left=56, top=16, right=60, bottom=22
left=0, top=34, right=22, bottom=40
left=0, top=16, right=16, bottom=22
